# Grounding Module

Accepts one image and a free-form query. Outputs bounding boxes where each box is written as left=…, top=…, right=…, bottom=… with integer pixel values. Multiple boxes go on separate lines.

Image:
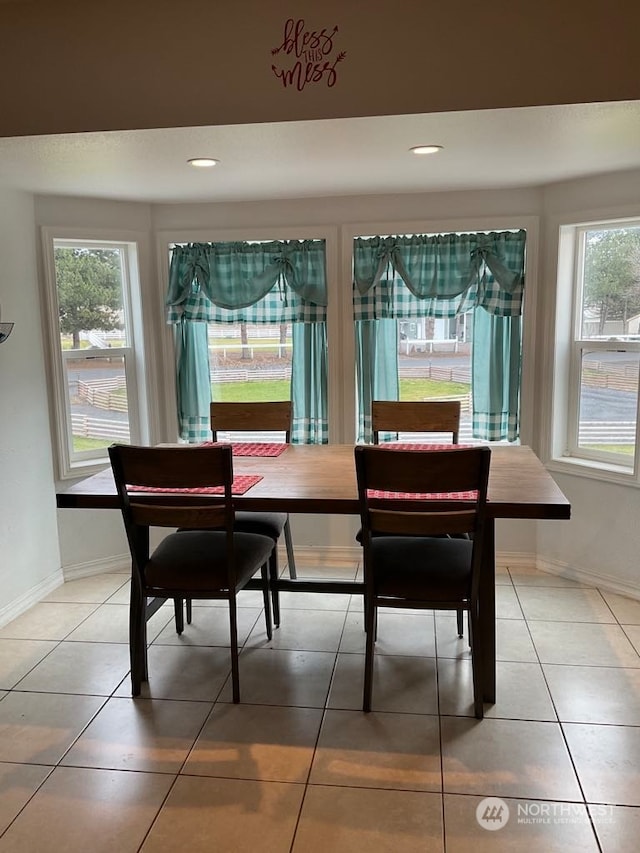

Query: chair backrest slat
left=359, top=446, right=482, bottom=494
left=210, top=401, right=291, bottom=442
left=109, top=444, right=234, bottom=532
left=372, top=400, right=460, bottom=444
left=355, top=445, right=491, bottom=541
left=113, top=445, right=231, bottom=490
left=369, top=508, right=477, bottom=537
left=129, top=502, right=227, bottom=529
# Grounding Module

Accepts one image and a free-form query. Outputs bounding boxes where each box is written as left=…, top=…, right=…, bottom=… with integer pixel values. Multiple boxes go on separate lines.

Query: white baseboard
left=0, top=568, right=64, bottom=629
left=283, top=544, right=362, bottom=566
left=290, top=546, right=640, bottom=601
left=59, top=545, right=537, bottom=576
left=56, top=545, right=528, bottom=583
left=8, top=546, right=637, bottom=634
left=498, top=550, right=640, bottom=601
left=495, top=551, right=537, bottom=571
left=63, top=553, right=130, bottom=582
left=536, top=556, right=640, bottom=601
left=292, top=546, right=539, bottom=574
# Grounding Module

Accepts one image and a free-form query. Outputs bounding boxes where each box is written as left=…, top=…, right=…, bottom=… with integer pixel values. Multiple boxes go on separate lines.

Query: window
left=558, top=220, right=640, bottom=474
left=352, top=230, right=526, bottom=444
left=166, top=239, right=328, bottom=444
left=41, top=234, right=145, bottom=478
left=208, top=321, right=292, bottom=442
left=386, top=316, right=472, bottom=440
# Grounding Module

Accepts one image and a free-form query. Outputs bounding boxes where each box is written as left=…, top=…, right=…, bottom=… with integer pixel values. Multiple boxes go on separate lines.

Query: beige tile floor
left=0, top=561, right=639, bottom=851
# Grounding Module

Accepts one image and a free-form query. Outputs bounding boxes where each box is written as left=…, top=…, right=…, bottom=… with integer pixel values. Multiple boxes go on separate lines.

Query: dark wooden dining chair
left=372, top=399, right=460, bottom=444
left=366, top=400, right=466, bottom=638
left=211, top=400, right=297, bottom=576
left=108, top=443, right=276, bottom=701
left=178, top=400, right=296, bottom=630
left=355, top=444, right=491, bottom=718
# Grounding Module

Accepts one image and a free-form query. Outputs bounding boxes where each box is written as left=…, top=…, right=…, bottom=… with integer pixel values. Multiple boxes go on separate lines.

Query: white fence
left=71, top=414, right=130, bottom=442
left=77, top=377, right=128, bottom=412
left=210, top=343, right=292, bottom=358
left=461, top=421, right=634, bottom=445
left=583, top=361, right=637, bottom=392
left=209, top=326, right=287, bottom=339
left=403, top=338, right=460, bottom=354
left=399, top=365, right=471, bottom=383
left=425, top=393, right=472, bottom=413
left=578, top=421, right=636, bottom=444
left=211, top=367, right=292, bottom=382
left=210, top=365, right=471, bottom=384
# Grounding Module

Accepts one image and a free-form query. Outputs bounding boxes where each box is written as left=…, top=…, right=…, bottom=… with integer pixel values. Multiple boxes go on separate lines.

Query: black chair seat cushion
left=145, top=530, right=274, bottom=591
left=233, top=511, right=287, bottom=541
left=370, top=536, right=473, bottom=601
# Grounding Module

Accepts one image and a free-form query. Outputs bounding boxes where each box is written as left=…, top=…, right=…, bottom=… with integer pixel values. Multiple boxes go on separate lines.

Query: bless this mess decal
left=271, top=18, right=346, bottom=91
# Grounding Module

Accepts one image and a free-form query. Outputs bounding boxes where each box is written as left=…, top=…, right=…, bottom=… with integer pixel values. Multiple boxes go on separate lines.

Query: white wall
left=0, top=189, right=62, bottom=621
left=151, top=187, right=543, bottom=230
left=537, top=473, right=640, bottom=597
left=535, top=168, right=640, bottom=595
left=33, top=196, right=156, bottom=581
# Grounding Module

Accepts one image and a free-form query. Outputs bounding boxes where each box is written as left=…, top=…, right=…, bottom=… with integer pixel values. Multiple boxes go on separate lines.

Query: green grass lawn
left=73, top=378, right=472, bottom=447
left=212, top=380, right=291, bottom=401
left=62, top=339, right=125, bottom=350
left=581, top=444, right=634, bottom=455
left=399, top=378, right=470, bottom=401
left=210, top=377, right=469, bottom=402
left=73, top=437, right=114, bottom=451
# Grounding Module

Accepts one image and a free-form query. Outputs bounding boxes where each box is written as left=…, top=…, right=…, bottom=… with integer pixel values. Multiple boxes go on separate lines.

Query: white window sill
left=547, top=454, right=636, bottom=487
left=58, top=457, right=111, bottom=483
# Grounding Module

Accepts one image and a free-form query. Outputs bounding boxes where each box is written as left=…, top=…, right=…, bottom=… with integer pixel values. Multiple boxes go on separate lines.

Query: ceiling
left=1, top=100, right=639, bottom=204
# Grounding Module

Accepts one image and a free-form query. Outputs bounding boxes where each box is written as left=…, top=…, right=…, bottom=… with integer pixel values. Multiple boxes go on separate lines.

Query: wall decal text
left=271, top=18, right=346, bottom=91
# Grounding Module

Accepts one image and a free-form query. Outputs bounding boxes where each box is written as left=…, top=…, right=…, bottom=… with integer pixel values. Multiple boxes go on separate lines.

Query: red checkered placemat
left=200, top=442, right=287, bottom=457
left=381, top=443, right=470, bottom=451
left=230, top=442, right=286, bottom=457
left=129, top=475, right=263, bottom=496
left=368, top=488, right=478, bottom=500
left=368, top=445, right=477, bottom=499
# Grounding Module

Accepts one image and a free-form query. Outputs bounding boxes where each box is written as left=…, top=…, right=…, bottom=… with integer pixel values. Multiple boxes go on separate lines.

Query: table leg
left=129, top=569, right=148, bottom=691
left=480, top=519, right=496, bottom=704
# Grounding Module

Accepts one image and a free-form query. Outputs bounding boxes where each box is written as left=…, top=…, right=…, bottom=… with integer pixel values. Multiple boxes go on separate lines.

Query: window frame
left=549, top=216, right=640, bottom=483
left=40, top=228, right=149, bottom=479
left=156, top=226, right=339, bottom=442
left=341, top=216, right=539, bottom=445
left=155, top=218, right=536, bottom=449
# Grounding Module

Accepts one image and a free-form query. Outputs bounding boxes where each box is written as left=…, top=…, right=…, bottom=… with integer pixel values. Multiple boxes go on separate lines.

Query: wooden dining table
left=56, top=443, right=570, bottom=705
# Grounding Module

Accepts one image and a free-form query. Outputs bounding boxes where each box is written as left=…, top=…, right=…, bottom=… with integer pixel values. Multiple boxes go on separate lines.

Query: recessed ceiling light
left=410, top=145, right=443, bottom=155
left=187, top=158, right=219, bottom=168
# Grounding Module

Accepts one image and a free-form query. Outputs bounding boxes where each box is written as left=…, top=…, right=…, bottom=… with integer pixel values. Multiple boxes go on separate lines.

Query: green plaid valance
left=353, top=230, right=525, bottom=321
left=167, top=240, right=327, bottom=324
left=167, top=281, right=325, bottom=324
